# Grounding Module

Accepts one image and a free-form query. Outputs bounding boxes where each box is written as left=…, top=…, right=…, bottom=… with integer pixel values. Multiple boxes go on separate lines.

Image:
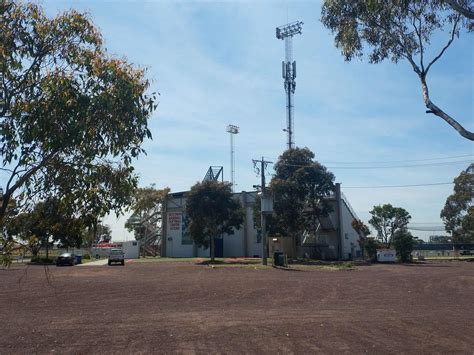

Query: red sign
left=168, top=213, right=182, bottom=231
left=93, top=243, right=123, bottom=249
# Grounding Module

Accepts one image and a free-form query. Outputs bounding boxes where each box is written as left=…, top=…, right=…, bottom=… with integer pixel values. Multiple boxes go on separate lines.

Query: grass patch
left=291, top=262, right=356, bottom=271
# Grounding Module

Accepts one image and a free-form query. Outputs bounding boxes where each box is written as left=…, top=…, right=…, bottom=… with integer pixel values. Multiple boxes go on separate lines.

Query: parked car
left=108, top=249, right=125, bottom=266
left=56, top=253, right=76, bottom=266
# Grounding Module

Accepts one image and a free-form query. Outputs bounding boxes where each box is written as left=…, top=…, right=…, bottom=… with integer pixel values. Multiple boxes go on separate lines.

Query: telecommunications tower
left=276, top=21, right=303, bottom=149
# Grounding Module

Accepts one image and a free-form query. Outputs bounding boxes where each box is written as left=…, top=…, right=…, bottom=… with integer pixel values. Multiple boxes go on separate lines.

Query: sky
left=40, top=0, right=473, bottom=241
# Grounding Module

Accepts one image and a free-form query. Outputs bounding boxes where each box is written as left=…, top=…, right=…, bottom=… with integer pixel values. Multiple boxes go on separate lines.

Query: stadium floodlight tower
left=226, top=124, right=239, bottom=192
left=276, top=21, right=303, bottom=149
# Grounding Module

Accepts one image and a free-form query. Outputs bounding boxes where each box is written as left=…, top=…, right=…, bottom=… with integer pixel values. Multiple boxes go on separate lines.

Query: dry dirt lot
left=0, top=261, right=473, bottom=354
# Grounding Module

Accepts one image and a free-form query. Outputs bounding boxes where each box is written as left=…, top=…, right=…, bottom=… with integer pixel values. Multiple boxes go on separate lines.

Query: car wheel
left=108, top=261, right=111, bottom=266
left=121, top=260, right=125, bottom=266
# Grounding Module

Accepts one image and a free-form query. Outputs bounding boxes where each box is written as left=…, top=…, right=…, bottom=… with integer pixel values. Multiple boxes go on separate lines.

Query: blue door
left=214, top=237, right=223, bottom=258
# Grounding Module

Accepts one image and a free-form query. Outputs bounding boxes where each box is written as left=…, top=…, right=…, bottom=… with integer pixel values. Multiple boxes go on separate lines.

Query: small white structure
left=91, top=241, right=140, bottom=259
left=377, top=249, right=397, bottom=263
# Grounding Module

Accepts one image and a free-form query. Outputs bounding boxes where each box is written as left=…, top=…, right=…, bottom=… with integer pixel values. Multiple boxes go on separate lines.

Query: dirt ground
left=0, top=260, right=473, bottom=354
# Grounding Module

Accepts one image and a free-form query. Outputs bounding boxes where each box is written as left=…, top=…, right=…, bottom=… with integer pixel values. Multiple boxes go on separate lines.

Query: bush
left=392, top=230, right=417, bottom=263
left=82, top=254, right=91, bottom=260
left=364, top=238, right=379, bottom=262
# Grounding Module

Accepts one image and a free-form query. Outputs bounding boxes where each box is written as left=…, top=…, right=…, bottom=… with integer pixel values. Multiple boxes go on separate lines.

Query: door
left=214, top=236, right=223, bottom=258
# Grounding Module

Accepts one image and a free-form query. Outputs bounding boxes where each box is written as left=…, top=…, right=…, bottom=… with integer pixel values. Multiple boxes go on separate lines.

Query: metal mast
left=276, top=21, right=303, bottom=150
left=226, top=124, right=239, bottom=192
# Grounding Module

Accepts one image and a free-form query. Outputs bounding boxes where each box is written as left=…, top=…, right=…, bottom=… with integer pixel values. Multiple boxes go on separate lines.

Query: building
left=161, top=183, right=362, bottom=260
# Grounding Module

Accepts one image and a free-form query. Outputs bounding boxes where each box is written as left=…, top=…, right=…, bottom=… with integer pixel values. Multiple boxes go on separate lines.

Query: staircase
left=203, top=166, right=224, bottom=182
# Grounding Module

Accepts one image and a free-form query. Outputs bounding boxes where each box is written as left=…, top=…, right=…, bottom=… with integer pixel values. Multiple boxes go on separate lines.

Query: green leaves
left=185, top=181, right=243, bottom=250
left=269, top=147, right=335, bottom=239
left=0, top=0, right=157, bottom=222
left=368, top=203, right=411, bottom=248
left=440, top=164, right=473, bottom=243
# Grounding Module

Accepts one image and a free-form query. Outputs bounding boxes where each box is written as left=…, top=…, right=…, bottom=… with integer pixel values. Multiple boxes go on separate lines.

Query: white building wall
left=164, top=192, right=259, bottom=258
left=163, top=190, right=359, bottom=260
left=340, top=200, right=362, bottom=259
left=121, top=241, right=140, bottom=259
left=246, top=206, right=262, bottom=257
left=223, top=228, right=244, bottom=257
left=165, top=211, right=194, bottom=257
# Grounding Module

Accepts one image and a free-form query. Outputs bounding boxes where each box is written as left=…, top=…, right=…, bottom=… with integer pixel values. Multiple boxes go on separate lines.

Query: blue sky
left=42, top=0, right=473, bottom=241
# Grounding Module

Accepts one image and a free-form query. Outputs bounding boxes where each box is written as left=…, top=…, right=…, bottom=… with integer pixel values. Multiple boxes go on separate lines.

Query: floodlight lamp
left=276, top=21, right=303, bottom=39
left=226, top=124, right=240, bottom=134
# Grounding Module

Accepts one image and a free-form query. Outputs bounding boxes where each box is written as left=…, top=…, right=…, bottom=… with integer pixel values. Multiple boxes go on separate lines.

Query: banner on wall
left=168, top=212, right=182, bottom=231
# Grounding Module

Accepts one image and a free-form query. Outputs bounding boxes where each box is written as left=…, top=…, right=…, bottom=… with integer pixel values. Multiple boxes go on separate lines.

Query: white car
left=108, top=249, right=125, bottom=266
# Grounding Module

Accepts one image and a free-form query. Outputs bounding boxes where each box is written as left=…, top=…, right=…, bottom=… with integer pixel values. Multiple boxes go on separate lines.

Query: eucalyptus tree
left=0, top=1, right=157, bottom=226
left=269, top=148, right=335, bottom=248
left=369, top=204, right=411, bottom=248
left=441, top=164, right=474, bottom=243
left=185, top=181, right=243, bottom=261
left=321, top=0, right=473, bottom=140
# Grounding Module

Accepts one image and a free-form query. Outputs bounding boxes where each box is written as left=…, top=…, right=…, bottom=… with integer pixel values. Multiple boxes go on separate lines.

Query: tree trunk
left=45, top=238, right=49, bottom=260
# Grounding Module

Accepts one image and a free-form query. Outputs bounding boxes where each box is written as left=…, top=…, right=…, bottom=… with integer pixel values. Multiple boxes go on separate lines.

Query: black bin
left=273, top=251, right=285, bottom=266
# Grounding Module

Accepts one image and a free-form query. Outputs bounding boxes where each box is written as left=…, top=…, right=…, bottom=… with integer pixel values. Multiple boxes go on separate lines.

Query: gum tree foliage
left=6, top=198, right=87, bottom=257
left=321, top=0, right=474, bottom=140
left=440, top=164, right=474, bottom=243
left=364, top=237, right=380, bottom=261
left=392, top=229, right=417, bottom=262
left=352, top=219, right=371, bottom=239
left=369, top=204, right=411, bottom=248
left=268, top=148, right=335, bottom=245
left=0, top=2, right=157, bottom=228
left=185, top=181, right=243, bottom=261
left=125, top=186, right=169, bottom=245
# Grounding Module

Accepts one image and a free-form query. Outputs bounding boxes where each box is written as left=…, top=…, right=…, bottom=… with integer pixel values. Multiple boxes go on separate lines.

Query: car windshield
left=110, top=249, right=122, bottom=255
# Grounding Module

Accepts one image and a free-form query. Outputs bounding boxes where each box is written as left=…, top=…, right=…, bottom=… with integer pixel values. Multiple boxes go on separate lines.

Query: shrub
left=364, top=238, right=379, bottom=262
left=82, top=254, right=91, bottom=260
left=392, top=230, right=417, bottom=263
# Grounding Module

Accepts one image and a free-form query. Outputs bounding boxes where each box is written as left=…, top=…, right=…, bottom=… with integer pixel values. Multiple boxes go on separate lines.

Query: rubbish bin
left=75, top=255, right=82, bottom=265
left=273, top=251, right=285, bottom=266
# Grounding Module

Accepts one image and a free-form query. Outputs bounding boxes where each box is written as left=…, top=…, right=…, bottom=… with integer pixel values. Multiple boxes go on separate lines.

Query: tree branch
left=425, top=16, right=460, bottom=75
left=444, top=0, right=474, bottom=19
left=410, top=9, right=425, bottom=73
left=0, top=151, right=57, bottom=221
left=419, top=75, right=474, bottom=140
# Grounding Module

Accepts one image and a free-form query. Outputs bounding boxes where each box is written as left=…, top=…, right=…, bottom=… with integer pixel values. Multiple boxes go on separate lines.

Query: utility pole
left=252, top=157, right=273, bottom=265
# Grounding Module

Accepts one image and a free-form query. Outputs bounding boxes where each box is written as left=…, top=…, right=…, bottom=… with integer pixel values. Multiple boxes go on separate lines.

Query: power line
left=276, top=160, right=472, bottom=170
left=266, top=154, right=472, bottom=165
left=321, top=154, right=473, bottom=164
left=407, top=226, right=446, bottom=231
left=343, top=182, right=453, bottom=189
left=409, top=222, right=446, bottom=225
